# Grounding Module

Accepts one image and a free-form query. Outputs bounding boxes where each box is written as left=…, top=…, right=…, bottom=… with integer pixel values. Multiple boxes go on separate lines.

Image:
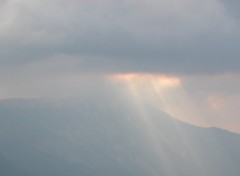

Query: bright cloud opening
left=110, top=73, right=209, bottom=128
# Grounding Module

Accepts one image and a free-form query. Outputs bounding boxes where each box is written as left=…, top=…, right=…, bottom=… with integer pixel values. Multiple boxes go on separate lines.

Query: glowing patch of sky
left=111, top=73, right=210, bottom=128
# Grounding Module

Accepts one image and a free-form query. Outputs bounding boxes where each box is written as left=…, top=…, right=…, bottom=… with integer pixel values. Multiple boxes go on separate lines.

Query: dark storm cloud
left=0, top=0, right=240, bottom=74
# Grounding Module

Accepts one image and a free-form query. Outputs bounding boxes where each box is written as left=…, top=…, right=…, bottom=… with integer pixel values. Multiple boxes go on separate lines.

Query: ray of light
left=115, top=74, right=180, bottom=175
left=112, top=73, right=209, bottom=127
left=110, top=73, right=211, bottom=175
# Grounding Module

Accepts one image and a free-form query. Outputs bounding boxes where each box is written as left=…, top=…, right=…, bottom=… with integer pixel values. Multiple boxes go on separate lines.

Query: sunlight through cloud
left=111, top=73, right=208, bottom=127
left=110, top=73, right=208, bottom=174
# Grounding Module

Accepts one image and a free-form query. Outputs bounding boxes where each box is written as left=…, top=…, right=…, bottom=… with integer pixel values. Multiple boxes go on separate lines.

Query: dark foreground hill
left=0, top=98, right=240, bottom=176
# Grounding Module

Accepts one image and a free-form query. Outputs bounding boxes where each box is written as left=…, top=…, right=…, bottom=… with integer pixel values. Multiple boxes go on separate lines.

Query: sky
left=0, top=0, right=240, bottom=133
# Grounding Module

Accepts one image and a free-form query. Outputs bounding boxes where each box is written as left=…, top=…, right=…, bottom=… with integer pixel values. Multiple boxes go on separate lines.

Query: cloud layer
left=0, top=0, right=239, bottom=74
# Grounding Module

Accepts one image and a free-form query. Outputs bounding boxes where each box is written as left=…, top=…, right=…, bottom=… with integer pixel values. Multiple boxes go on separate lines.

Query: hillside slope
left=0, top=98, right=240, bottom=176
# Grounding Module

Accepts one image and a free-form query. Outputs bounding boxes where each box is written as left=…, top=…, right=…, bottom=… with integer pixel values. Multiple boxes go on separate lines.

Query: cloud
left=1, top=0, right=240, bottom=134
left=0, top=0, right=239, bottom=74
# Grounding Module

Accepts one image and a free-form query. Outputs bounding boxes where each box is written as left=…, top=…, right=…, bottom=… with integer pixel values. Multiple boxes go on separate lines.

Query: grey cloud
left=0, top=0, right=240, bottom=74
left=219, top=0, right=240, bottom=18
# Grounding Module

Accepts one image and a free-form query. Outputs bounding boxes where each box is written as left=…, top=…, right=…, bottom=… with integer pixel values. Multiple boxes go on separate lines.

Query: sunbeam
left=111, top=73, right=209, bottom=127
left=110, top=73, right=213, bottom=175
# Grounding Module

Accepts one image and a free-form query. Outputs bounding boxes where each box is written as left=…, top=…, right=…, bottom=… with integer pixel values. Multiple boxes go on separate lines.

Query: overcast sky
left=0, top=0, right=240, bottom=74
left=0, top=0, right=240, bottom=133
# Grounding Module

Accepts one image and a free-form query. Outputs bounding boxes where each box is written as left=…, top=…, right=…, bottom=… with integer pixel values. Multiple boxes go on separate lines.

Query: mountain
left=0, top=98, right=240, bottom=176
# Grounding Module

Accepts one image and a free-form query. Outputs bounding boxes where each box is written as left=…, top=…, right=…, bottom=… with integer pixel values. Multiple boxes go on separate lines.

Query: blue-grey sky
left=0, top=0, right=240, bottom=133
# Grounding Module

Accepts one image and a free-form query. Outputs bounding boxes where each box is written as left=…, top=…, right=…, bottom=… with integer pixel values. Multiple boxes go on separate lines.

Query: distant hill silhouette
left=0, top=98, right=240, bottom=176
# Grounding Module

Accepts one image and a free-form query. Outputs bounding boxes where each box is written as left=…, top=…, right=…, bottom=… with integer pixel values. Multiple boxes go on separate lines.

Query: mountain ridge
left=0, top=98, right=240, bottom=176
